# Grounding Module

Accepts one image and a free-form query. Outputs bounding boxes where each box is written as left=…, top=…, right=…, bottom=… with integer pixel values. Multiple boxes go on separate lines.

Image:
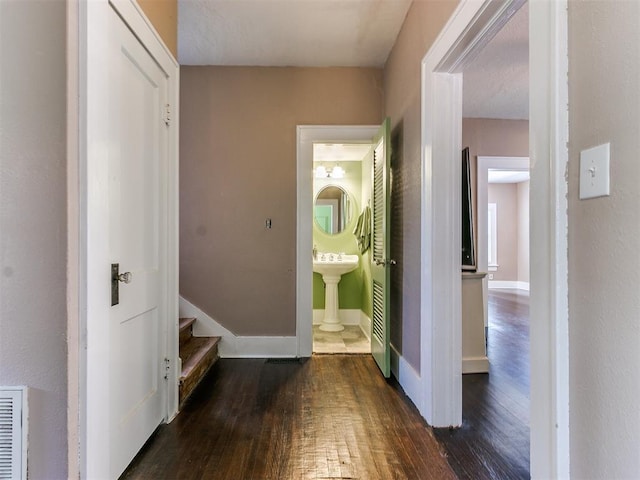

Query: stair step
left=179, top=317, right=197, bottom=347
left=179, top=317, right=196, bottom=333
left=179, top=336, right=220, bottom=406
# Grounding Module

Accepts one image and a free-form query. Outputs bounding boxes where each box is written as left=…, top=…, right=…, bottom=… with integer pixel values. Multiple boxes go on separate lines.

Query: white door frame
left=74, top=1, right=179, bottom=477
left=420, top=0, right=569, bottom=477
left=296, top=126, right=378, bottom=357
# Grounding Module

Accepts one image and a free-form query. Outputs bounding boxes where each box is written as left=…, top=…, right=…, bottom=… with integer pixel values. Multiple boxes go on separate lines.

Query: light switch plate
left=579, top=143, right=610, bottom=200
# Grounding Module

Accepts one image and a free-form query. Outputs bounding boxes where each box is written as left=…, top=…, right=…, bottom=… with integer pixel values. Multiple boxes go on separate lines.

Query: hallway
left=434, top=289, right=530, bottom=479
left=122, top=355, right=455, bottom=479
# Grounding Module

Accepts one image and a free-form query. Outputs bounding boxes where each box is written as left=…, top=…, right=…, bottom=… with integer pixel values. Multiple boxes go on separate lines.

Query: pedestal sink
left=313, top=253, right=359, bottom=332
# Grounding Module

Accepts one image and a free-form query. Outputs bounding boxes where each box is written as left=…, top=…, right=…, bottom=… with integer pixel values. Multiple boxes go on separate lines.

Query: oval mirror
left=314, top=185, right=352, bottom=235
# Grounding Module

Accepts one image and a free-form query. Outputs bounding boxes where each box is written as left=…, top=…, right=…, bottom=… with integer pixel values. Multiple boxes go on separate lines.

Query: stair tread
left=179, top=317, right=196, bottom=333
left=180, top=336, right=220, bottom=380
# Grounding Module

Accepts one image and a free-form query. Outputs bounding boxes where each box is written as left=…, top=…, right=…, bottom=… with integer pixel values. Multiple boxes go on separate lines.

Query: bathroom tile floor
left=313, top=325, right=371, bottom=354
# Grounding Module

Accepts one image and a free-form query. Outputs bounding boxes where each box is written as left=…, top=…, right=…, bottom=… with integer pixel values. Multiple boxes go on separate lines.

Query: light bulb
left=332, top=165, right=345, bottom=178
left=315, top=166, right=327, bottom=178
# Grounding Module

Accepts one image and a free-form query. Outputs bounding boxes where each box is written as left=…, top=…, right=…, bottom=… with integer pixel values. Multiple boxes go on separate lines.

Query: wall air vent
left=0, top=387, right=27, bottom=480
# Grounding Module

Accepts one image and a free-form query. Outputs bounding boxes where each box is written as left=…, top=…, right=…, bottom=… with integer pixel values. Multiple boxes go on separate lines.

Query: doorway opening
left=480, top=161, right=530, bottom=289
left=420, top=0, right=568, bottom=475
left=296, top=126, right=378, bottom=358
left=311, top=143, right=373, bottom=354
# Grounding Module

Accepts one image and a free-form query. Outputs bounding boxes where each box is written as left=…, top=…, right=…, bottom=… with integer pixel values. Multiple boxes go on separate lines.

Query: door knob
left=111, top=263, right=132, bottom=306
left=374, top=259, right=397, bottom=266
left=118, top=271, right=132, bottom=283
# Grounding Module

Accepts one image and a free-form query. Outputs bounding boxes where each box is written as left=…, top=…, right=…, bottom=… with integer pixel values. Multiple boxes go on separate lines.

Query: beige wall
left=516, top=180, right=529, bottom=283
left=462, top=118, right=528, bottom=280
left=568, top=1, right=640, bottom=476
left=0, top=1, right=68, bottom=478
left=488, top=184, right=518, bottom=281
left=487, top=180, right=529, bottom=284
left=137, top=0, right=177, bottom=58
left=383, top=0, right=459, bottom=371
left=462, top=118, right=529, bottom=234
left=462, top=118, right=529, bottom=160
left=180, top=67, right=383, bottom=336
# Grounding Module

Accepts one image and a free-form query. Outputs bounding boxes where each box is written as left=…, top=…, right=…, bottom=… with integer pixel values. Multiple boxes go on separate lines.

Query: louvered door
left=371, top=118, right=391, bottom=377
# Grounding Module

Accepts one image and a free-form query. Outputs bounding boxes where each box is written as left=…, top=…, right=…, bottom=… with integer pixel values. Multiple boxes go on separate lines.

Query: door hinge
left=163, top=357, right=170, bottom=380
left=163, top=103, right=171, bottom=127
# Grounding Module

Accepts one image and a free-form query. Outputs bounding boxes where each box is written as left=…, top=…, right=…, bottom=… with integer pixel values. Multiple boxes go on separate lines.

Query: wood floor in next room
left=121, top=355, right=456, bottom=480
left=435, top=288, right=530, bottom=479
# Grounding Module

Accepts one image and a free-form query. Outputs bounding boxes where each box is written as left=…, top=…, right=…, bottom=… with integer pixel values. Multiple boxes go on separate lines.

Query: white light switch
left=579, top=143, right=610, bottom=200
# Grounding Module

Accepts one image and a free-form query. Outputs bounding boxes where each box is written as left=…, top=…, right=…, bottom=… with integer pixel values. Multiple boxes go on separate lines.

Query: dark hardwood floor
left=122, top=355, right=456, bottom=480
left=434, top=288, right=530, bottom=479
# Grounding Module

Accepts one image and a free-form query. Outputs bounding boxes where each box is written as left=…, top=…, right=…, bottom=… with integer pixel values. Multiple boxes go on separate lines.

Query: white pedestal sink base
left=319, top=273, right=345, bottom=332
left=313, top=255, right=359, bottom=333
left=319, top=323, right=345, bottom=332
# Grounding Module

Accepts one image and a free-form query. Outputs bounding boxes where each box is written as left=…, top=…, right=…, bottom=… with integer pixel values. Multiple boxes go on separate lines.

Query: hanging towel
left=353, top=205, right=371, bottom=254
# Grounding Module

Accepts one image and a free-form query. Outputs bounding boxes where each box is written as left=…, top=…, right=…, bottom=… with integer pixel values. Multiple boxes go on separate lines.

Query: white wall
left=568, top=1, right=640, bottom=476
left=0, top=1, right=68, bottom=478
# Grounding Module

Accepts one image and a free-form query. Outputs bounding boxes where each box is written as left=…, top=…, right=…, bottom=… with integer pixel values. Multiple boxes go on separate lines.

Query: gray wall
left=462, top=117, right=529, bottom=243
left=0, top=1, right=68, bottom=478
left=486, top=181, right=529, bottom=284
left=179, top=66, right=383, bottom=336
left=568, top=1, right=640, bottom=476
left=488, top=183, right=518, bottom=282
left=383, top=0, right=459, bottom=372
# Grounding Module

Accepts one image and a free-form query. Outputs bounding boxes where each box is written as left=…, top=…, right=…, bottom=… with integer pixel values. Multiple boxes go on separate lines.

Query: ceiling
left=178, top=0, right=529, bottom=119
left=462, top=3, right=529, bottom=119
left=178, top=0, right=412, bottom=67
left=488, top=169, right=530, bottom=184
left=313, top=144, right=371, bottom=162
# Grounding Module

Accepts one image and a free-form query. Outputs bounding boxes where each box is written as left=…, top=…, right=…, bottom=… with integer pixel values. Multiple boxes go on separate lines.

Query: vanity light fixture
left=315, top=164, right=345, bottom=179
left=331, top=165, right=345, bottom=179
left=315, top=165, right=328, bottom=178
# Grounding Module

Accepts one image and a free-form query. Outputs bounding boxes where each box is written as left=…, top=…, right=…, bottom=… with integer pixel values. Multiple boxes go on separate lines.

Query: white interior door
left=107, top=6, right=168, bottom=477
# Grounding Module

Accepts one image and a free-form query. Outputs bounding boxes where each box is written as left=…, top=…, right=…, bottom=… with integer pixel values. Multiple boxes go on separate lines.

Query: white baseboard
left=488, top=280, right=530, bottom=291
left=462, top=356, right=489, bottom=374
left=313, top=309, right=363, bottom=325
left=360, top=312, right=371, bottom=340
left=179, top=296, right=297, bottom=358
left=390, top=344, right=422, bottom=411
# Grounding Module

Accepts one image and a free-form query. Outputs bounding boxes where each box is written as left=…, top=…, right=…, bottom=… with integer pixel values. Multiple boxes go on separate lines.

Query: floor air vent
left=0, top=387, right=27, bottom=480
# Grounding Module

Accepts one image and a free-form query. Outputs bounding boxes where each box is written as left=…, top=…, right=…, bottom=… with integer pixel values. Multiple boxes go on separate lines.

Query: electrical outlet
left=488, top=274, right=494, bottom=280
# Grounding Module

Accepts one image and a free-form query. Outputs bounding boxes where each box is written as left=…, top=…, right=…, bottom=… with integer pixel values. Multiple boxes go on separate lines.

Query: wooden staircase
left=179, top=317, right=220, bottom=407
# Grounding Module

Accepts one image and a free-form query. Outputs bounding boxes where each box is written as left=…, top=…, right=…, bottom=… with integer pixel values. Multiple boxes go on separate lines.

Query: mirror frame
left=313, top=184, right=353, bottom=235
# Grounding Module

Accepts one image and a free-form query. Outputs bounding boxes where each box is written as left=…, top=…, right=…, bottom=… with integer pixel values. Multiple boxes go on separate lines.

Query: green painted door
left=371, top=118, right=392, bottom=377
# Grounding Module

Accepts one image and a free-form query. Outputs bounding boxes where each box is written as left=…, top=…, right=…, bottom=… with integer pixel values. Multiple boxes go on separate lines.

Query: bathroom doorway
left=296, top=125, right=379, bottom=358
left=311, top=143, right=373, bottom=354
